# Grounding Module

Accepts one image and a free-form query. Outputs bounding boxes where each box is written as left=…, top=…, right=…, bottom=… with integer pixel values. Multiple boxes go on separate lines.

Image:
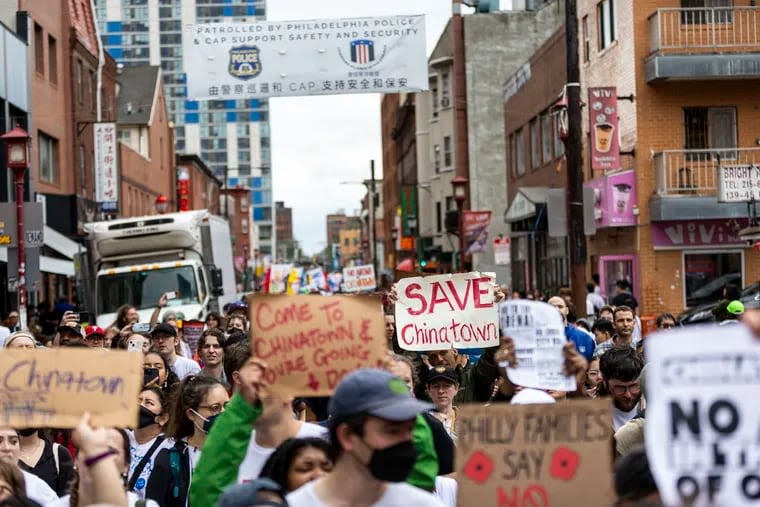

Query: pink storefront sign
left=651, top=218, right=748, bottom=249
left=585, top=170, right=636, bottom=228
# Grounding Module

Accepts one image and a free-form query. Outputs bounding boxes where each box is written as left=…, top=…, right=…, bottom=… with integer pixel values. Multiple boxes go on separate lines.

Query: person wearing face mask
left=146, top=376, right=229, bottom=506
left=16, top=428, right=73, bottom=496
left=127, top=387, right=172, bottom=500
left=286, top=368, right=444, bottom=506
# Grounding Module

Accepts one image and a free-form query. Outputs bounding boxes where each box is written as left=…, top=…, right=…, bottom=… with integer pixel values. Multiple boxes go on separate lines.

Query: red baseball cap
left=85, top=325, right=106, bottom=338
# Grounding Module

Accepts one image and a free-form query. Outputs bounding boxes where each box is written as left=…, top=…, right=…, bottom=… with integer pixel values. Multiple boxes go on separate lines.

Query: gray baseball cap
left=329, top=368, right=433, bottom=422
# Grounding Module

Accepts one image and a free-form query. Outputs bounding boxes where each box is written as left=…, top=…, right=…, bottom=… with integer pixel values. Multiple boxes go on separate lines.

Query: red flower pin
left=549, top=447, right=580, bottom=481
left=462, top=450, right=494, bottom=484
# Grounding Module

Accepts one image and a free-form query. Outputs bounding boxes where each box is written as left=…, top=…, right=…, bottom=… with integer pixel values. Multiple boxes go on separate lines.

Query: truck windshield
left=97, top=266, right=199, bottom=314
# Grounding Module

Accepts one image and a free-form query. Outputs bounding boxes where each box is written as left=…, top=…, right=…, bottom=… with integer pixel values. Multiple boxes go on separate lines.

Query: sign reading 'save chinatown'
left=183, top=15, right=428, bottom=100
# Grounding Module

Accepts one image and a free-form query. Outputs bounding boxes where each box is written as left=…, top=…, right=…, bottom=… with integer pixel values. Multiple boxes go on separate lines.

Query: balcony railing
left=649, top=7, right=760, bottom=55
left=654, top=148, right=760, bottom=196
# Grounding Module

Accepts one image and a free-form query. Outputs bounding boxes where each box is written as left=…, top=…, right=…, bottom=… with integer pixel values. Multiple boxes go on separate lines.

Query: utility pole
left=565, top=0, right=587, bottom=314
left=369, top=160, right=378, bottom=277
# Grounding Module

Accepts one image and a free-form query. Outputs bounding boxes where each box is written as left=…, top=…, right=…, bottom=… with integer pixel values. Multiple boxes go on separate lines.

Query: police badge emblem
left=228, top=45, right=262, bottom=80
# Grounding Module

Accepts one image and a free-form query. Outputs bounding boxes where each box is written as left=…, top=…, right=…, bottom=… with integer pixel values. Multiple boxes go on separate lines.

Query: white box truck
left=80, top=209, right=236, bottom=328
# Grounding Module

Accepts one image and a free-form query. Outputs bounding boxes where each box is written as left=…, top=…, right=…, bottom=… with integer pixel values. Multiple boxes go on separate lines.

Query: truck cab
left=82, top=210, right=235, bottom=328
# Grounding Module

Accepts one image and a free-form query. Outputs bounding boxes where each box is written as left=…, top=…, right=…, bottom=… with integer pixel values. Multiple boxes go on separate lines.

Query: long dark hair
left=110, top=304, right=136, bottom=330
left=145, top=347, right=180, bottom=395
left=260, top=437, right=334, bottom=492
left=166, top=375, right=224, bottom=440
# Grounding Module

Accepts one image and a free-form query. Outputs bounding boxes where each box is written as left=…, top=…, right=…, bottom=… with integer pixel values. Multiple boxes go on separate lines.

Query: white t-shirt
left=286, top=480, right=446, bottom=507
left=0, top=325, right=10, bottom=347
left=179, top=340, right=193, bottom=359
left=434, top=476, right=458, bottom=507
left=236, top=422, right=328, bottom=483
left=171, top=354, right=201, bottom=379
left=127, top=432, right=174, bottom=499
left=612, top=404, right=640, bottom=431
left=49, top=491, right=160, bottom=507
left=22, top=470, right=59, bottom=505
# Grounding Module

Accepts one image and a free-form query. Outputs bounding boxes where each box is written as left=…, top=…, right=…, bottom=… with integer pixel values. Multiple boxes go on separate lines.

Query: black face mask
left=18, top=428, right=37, bottom=437
left=361, top=439, right=418, bottom=483
left=138, top=405, right=158, bottom=429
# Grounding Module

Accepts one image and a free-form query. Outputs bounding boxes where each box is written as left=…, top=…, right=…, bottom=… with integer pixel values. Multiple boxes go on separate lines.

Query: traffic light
left=420, top=260, right=427, bottom=268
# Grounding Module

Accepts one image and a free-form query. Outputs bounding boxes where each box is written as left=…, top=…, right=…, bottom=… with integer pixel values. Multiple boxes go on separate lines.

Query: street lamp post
left=451, top=176, right=468, bottom=272
left=1, top=125, right=32, bottom=329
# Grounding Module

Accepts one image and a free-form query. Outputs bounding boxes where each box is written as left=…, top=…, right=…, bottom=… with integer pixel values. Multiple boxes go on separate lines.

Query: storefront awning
left=44, top=225, right=81, bottom=259
left=504, top=187, right=550, bottom=223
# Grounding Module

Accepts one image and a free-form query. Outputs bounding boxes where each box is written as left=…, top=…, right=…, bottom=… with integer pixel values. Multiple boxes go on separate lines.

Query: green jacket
left=188, top=393, right=440, bottom=505
left=189, top=393, right=262, bottom=507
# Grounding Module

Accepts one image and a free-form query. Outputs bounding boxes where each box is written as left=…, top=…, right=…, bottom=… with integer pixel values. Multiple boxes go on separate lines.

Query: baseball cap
left=150, top=323, right=177, bottom=337
left=425, top=366, right=459, bottom=386
left=329, top=368, right=433, bottom=422
left=57, top=322, right=85, bottom=337
left=727, top=300, right=745, bottom=315
left=217, top=478, right=288, bottom=507
left=85, top=325, right=105, bottom=338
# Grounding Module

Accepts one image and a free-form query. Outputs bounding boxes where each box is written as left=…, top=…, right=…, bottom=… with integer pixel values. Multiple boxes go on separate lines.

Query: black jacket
left=146, top=441, right=191, bottom=507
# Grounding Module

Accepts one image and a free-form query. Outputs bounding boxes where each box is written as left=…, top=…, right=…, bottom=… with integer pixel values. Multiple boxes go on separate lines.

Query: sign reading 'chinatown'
left=183, top=15, right=428, bottom=100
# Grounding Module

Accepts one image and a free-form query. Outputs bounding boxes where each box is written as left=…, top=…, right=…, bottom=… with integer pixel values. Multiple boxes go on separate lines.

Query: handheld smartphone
left=132, top=322, right=151, bottom=334
left=143, top=367, right=160, bottom=386
left=127, top=336, right=146, bottom=352
left=77, top=311, right=89, bottom=322
left=165, top=291, right=178, bottom=300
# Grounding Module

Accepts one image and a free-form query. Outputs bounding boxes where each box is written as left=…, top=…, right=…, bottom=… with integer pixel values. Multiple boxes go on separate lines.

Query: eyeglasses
left=609, top=381, right=641, bottom=395
left=198, top=403, right=228, bottom=415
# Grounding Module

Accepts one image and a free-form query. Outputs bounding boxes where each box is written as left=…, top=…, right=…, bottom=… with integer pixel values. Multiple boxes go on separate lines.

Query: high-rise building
left=94, top=0, right=274, bottom=256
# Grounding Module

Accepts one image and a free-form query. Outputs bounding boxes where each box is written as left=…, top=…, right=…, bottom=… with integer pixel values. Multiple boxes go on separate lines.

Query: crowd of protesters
left=0, top=274, right=757, bottom=507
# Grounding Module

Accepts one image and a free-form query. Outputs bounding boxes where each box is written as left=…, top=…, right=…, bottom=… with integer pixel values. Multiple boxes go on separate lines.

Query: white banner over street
left=645, top=325, right=760, bottom=507
left=183, top=15, right=428, bottom=100
left=395, top=272, right=498, bottom=351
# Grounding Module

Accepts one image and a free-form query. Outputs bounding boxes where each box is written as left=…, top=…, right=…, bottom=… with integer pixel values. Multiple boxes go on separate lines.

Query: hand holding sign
left=499, top=300, right=576, bottom=392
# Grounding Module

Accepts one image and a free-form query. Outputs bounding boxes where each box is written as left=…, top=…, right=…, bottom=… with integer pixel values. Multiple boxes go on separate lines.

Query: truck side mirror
left=211, top=267, right=224, bottom=296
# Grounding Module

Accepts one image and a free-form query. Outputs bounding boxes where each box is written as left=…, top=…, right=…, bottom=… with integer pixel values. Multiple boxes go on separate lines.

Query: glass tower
left=94, top=0, right=274, bottom=256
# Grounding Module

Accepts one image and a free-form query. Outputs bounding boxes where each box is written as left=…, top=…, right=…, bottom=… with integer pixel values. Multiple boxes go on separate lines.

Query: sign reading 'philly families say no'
left=395, top=272, right=499, bottom=351
left=645, top=325, right=760, bottom=507
left=457, top=399, right=614, bottom=507
left=0, top=349, right=143, bottom=428
left=251, top=295, right=387, bottom=396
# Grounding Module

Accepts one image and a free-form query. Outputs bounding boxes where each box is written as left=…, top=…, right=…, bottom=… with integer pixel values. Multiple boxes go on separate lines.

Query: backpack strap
left=52, top=442, right=60, bottom=475
left=128, top=436, right=166, bottom=491
left=169, top=446, right=181, bottom=498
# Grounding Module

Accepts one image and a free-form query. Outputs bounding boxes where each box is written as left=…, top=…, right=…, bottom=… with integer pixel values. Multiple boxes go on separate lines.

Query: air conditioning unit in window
left=441, top=96, right=450, bottom=108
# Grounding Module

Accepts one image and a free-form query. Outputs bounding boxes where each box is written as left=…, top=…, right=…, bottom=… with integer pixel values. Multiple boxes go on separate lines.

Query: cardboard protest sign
left=499, top=300, right=576, bottom=391
left=251, top=294, right=387, bottom=396
left=394, top=272, right=498, bottom=351
left=457, top=398, right=614, bottom=507
left=342, top=264, right=377, bottom=292
left=0, top=349, right=142, bottom=428
left=645, top=325, right=760, bottom=507
left=267, top=264, right=292, bottom=294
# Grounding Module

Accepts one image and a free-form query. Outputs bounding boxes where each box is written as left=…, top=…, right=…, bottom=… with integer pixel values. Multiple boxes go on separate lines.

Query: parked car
left=678, top=280, right=760, bottom=326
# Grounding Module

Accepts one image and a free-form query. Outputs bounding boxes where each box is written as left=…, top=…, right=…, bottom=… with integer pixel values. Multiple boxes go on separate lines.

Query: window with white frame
left=597, top=0, right=616, bottom=50
left=516, top=128, right=526, bottom=176
left=530, top=118, right=540, bottom=169
left=443, top=136, right=452, bottom=167
left=39, top=132, right=58, bottom=183
left=434, top=144, right=441, bottom=173
left=541, top=111, right=553, bottom=163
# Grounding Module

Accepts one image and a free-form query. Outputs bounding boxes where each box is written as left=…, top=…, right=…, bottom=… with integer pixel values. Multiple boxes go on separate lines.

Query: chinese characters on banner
left=463, top=211, right=492, bottom=256
left=177, top=168, right=191, bottom=211
left=183, top=15, right=428, bottom=100
left=588, top=87, right=620, bottom=171
left=94, top=123, right=119, bottom=211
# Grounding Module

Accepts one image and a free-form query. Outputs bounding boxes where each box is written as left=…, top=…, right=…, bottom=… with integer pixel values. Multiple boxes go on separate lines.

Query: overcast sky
left=265, top=1, right=479, bottom=256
